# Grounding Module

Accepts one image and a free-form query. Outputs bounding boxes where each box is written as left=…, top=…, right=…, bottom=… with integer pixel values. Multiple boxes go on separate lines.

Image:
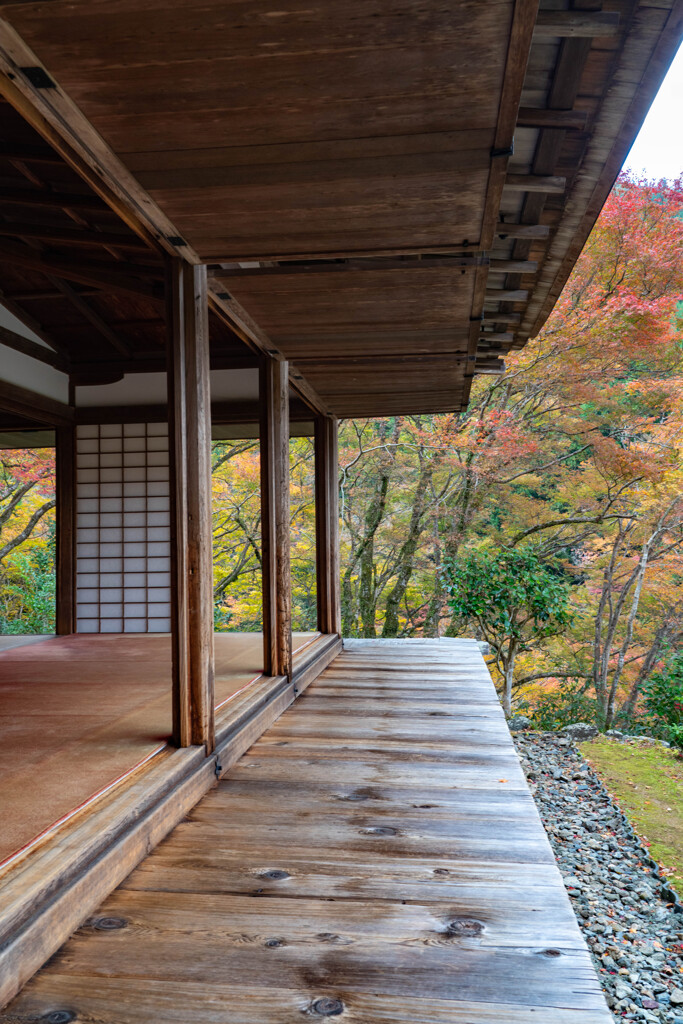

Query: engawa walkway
left=2, top=639, right=612, bottom=1023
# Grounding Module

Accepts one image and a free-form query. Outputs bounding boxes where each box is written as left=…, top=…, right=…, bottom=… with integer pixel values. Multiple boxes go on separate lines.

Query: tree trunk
left=502, top=642, right=517, bottom=718
left=382, top=459, right=436, bottom=637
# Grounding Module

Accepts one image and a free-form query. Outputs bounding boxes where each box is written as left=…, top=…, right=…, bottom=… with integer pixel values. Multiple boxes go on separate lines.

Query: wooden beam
left=534, top=10, right=620, bottom=37
left=0, top=221, right=148, bottom=250
left=489, top=259, right=538, bottom=273
left=216, top=256, right=488, bottom=278
left=480, top=332, right=513, bottom=343
left=516, top=107, right=588, bottom=130
left=55, top=424, right=75, bottom=635
left=314, top=415, right=341, bottom=637
left=505, top=174, right=566, bottom=194
left=485, top=289, right=529, bottom=302
left=260, top=354, right=292, bottom=680
left=496, top=223, right=550, bottom=238
left=167, top=260, right=215, bottom=752
left=482, top=313, right=521, bottom=325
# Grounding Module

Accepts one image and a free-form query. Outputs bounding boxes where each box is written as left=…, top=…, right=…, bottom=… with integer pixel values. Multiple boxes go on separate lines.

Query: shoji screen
left=75, top=423, right=171, bottom=633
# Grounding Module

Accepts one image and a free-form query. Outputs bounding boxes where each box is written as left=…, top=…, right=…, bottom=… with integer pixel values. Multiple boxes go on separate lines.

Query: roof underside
left=0, top=0, right=679, bottom=418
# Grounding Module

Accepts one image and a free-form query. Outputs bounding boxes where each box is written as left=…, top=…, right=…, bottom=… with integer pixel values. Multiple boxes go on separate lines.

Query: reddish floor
left=0, top=631, right=316, bottom=869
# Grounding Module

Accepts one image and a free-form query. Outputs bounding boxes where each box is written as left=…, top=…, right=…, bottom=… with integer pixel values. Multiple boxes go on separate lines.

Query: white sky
left=623, top=42, right=683, bottom=181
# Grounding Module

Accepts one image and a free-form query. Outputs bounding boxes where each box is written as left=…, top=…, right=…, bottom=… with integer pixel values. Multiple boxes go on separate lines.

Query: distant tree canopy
left=0, top=447, right=55, bottom=634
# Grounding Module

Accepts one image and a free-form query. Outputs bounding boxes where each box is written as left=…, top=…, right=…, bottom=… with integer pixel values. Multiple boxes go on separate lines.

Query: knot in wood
left=91, top=916, right=127, bottom=931
left=309, top=997, right=345, bottom=1016
left=360, top=826, right=397, bottom=836
left=43, top=1012, right=75, bottom=1024
left=260, top=869, right=290, bottom=880
left=541, top=948, right=562, bottom=958
left=433, top=868, right=450, bottom=875
left=265, top=937, right=286, bottom=948
left=444, top=918, right=484, bottom=937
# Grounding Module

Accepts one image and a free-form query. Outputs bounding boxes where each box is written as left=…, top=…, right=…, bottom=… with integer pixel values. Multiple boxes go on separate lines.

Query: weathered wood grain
left=1, top=639, right=611, bottom=1022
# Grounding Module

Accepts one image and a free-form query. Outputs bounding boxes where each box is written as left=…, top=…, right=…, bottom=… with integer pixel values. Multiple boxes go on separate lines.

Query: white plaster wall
left=0, top=342, right=69, bottom=403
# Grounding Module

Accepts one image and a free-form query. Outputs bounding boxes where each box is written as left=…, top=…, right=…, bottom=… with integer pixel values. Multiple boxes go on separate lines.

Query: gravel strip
left=514, top=732, right=683, bottom=1022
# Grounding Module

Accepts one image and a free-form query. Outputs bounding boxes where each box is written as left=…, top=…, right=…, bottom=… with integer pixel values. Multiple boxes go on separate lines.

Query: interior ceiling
left=0, top=0, right=678, bottom=418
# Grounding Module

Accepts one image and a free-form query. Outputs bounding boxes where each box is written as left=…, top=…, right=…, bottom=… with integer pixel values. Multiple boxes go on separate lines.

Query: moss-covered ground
left=580, top=737, right=683, bottom=897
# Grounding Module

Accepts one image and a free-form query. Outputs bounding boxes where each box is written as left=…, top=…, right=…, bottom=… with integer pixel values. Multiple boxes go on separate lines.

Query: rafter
left=46, top=276, right=133, bottom=358
left=0, top=221, right=148, bottom=250
left=0, top=240, right=163, bottom=300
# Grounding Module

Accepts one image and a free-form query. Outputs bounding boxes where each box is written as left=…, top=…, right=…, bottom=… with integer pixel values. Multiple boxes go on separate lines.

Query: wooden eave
left=0, top=0, right=678, bottom=417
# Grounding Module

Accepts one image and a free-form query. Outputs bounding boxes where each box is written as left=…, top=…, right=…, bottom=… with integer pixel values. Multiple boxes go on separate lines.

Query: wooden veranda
left=0, top=641, right=612, bottom=1023
left=0, top=0, right=679, bottom=1011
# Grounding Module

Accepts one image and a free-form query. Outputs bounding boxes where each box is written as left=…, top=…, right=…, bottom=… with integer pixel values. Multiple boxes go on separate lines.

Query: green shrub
left=518, top=680, right=598, bottom=731
left=642, top=652, right=683, bottom=748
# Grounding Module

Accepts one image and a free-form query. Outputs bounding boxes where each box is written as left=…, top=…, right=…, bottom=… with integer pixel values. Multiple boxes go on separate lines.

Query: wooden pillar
left=167, top=260, right=215, bottom=751
left=55, top=424, right=75, bottom=635
left=315, top=415, right=341, bottom=635
left=260, top=355, right=292, bottom=678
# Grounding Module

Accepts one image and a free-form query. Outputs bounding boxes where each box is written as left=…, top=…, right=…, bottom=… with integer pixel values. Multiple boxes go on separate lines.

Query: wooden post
left=260, top=355, right=292, bottom=678
left=167, top=260, right=215, bottom=751
left=55, top=424, right=75, bottom=635
left=315, top=415, right=341, bottom=635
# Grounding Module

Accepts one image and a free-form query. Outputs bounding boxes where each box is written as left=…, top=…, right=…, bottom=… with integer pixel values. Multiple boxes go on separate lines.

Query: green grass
left=580, top=737, right=683, bottom=897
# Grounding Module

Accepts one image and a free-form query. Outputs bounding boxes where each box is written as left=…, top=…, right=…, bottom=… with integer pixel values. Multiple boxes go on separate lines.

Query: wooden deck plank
left=1, top=639, right=611, bottom=1022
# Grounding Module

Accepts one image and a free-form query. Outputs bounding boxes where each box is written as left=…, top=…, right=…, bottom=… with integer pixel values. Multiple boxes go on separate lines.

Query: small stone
left=559, top=722, right=599, bottom=741
left=671, top=989, right=683, bottom=1006
left=509, top=714, right=532, bottom=732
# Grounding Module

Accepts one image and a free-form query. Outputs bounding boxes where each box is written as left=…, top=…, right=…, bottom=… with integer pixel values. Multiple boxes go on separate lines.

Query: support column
left=167, top=260, right=215, bottom=751
left=260, top=355, right=292, bottom=679
left=55, top=424, right=75, bottom=635
left=315, top=415, right=341, bottom=635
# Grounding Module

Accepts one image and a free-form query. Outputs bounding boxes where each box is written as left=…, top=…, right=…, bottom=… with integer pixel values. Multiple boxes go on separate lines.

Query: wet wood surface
left=1, top=639, right=612, bottom=1022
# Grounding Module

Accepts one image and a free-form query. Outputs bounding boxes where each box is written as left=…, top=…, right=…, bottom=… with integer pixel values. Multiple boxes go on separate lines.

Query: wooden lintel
left=0, top=221, right=148, bottom=250
left=505, top=174, right=566, bottom=194
left=496, top=223, right=550, bottom=238
left=315, top=415, right=341, bottom=637
left=260, top=354, right=293, bottom=680
left=485, top=288, right=529, bottom=302
left=516, top=107, right=589, bottom=130
left=534, top=10, right=620, bottom=37
left=73, top=398, right=313, bottom=427
left=167, top=260, right=215, bottom=752
left=489, top=259, right=538, bottom=273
